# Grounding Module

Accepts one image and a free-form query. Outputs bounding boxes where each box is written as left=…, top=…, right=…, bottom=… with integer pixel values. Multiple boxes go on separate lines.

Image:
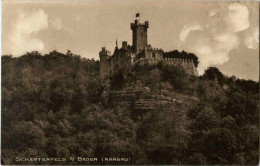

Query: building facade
left=99, top=15, right=198, bottom=78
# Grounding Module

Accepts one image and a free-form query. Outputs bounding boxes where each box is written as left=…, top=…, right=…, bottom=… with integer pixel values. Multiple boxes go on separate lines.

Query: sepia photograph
left=1, top=0, right=259, bottom=165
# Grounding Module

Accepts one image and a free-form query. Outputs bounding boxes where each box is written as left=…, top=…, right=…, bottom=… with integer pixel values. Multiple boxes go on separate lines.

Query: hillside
left=1, top=51, right=259, bottom=165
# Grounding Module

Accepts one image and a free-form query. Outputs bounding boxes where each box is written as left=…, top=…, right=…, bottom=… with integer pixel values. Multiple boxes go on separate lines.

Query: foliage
left=1, top=51, right=259, bottom=165
left=158, top=62, right=189, bottom=91
left=109, top=68, right=125, bottom=90
left=203, top=67, right=224, bottom=84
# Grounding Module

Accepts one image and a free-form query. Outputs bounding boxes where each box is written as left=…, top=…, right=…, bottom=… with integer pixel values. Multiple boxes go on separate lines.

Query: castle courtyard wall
left=134, top=58, right=198, bottom=76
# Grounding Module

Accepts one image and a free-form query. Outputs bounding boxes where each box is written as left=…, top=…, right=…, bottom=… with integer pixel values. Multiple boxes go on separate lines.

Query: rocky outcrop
left=109, top=86, right=199, bottom=111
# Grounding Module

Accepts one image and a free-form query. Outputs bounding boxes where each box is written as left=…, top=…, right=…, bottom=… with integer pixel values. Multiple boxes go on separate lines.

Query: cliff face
left=107, top=81, right=199, bottom=127
left=110, top=87, right=198, bottom=109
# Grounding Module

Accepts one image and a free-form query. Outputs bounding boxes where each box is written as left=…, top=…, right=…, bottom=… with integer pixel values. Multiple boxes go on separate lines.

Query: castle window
left=152, top=53, right=156, bottom=59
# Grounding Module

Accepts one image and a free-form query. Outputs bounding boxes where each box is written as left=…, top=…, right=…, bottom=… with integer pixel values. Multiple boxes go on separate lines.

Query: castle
left=99, top=14, right=198, bottom=78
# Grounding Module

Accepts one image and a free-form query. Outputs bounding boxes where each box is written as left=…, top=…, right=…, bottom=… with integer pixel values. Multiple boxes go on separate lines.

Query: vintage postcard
left=1, top=0, right=259, bottom=165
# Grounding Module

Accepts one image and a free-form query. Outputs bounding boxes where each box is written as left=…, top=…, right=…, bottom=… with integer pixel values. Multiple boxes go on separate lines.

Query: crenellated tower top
left=131, top=14, right=149, bottom=53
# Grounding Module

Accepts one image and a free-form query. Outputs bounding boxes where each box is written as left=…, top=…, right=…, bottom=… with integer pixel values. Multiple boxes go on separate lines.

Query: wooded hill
left=1, top=50, right=259, bottom=165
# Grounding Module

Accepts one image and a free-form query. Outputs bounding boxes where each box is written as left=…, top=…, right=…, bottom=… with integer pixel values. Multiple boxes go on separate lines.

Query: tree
left=86, top=79, right=104, bottom=103
left=110, top=68, right=125, bottom=90
left=204, top=67, right=224, bottom=83
left=159, top=63, right=188, bottom=91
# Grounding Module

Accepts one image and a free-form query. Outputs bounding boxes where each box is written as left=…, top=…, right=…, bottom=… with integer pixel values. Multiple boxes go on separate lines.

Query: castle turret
left=131, top=18, right=149, bottom=53
left=99, top=47, right=111, bottom=78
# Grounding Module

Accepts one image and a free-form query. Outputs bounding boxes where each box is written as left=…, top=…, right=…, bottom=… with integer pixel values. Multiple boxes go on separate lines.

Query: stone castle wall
left=133, top=57, right=198, bottom=76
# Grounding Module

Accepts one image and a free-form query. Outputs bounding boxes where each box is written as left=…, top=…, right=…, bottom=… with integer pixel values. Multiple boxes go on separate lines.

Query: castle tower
left=99, top=47, right=111, bottom=78
left=131, top=17, right=149, bottom=53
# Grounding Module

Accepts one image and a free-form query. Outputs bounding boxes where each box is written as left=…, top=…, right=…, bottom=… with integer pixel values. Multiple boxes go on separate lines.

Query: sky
left=2, top=0, right=259, bottom=81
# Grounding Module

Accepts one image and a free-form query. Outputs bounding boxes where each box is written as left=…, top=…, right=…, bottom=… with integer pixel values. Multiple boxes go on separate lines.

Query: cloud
left=192, top=33, right=239, bottom=72
left=50, top=17, right=64, bottom=30
left=244, top=27, right=259, bottom=49
left=180, top=3, right=250, bottom=74
left=49, top=16, right=74, bottom=35
left=179, top=24, right=203, bottom=42
left=10, top=9, right=48, bottom=56
left=226, top=3, right=249, bottom=33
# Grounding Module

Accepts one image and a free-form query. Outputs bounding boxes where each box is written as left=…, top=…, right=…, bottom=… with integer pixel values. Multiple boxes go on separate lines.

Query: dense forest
left=1, top=50, right=259, bottom=165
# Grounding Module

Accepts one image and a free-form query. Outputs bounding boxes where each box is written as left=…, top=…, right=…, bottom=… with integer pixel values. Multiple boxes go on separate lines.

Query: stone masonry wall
left=133, top=58, right=198, bottom=76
